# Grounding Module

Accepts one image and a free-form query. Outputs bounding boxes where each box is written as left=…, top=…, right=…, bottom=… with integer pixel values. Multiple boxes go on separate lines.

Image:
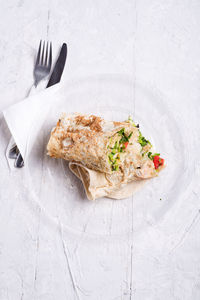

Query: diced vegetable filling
left=107, top=117, right=165, bottom=172
left=108, top=128, right=133, bottom=171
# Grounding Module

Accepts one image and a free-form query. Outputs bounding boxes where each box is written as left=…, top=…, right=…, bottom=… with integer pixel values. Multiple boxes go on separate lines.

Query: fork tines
left=36, top=40, right=52, bottom=68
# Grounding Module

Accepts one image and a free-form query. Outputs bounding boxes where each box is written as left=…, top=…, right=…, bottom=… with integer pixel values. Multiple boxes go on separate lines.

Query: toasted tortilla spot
left=113, top=121, right=121, bottom=127
left=75, top=115, right=102, bottom=132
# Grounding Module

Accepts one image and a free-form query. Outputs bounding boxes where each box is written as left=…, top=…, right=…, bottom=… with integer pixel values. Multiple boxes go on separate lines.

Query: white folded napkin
left=3, top=84, right=60, bottom=170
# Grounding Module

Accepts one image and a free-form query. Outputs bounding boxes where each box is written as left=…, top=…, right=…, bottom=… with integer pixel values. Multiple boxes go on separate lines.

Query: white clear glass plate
left=25, top=74, right=195, bottom=240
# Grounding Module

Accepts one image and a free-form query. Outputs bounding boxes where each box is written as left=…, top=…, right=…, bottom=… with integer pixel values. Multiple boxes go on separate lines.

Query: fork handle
left=15, top=153, right=24, bottom=168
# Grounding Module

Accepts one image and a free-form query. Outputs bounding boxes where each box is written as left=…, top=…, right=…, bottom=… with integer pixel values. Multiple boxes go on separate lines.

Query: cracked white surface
left=0, top=0, right=200, bottom=299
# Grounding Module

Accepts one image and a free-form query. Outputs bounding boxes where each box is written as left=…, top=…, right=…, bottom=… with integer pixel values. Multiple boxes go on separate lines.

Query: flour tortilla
left=69, top=161, right=147, bottom=200
left=47, top=113, right=157, bottom=179
left=47, top=113, right=164, bottom=200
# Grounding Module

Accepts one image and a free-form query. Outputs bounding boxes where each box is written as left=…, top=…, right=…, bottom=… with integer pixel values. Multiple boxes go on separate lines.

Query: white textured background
left=0, top=0, right=200, bottom=299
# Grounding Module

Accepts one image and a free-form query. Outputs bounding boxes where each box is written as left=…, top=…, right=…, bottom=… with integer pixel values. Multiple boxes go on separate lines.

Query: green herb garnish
left=117, top=128, right=125, bottom=136
left=112, top=165, right=119, bottom=171
left=128, top=132, right=133, bottom=139
left=138, top=131, right=150, bottom=147
left=147, top=152, right=160, bottom=160
left=118, top=128, right=133, bottom=144
left=148, top=152, right=152, bottom=159
left=113, top=141, right=118, bottom=149
left=108, top=153, right=114, bottom=162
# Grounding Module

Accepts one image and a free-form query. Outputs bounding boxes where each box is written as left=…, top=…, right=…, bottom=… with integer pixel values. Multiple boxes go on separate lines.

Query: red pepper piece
left=153, top=155, right=164, bottom=169
left=153, top=156, right=160, bottom=169
left=124, top=142, right=129, bottom=149
left=159, top=158, right=164, bottom=166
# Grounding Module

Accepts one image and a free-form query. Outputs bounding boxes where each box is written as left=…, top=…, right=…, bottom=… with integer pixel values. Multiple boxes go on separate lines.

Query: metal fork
left=9, top=40, right=52, bottom=168
left=34, top=40, right=52, bottom=87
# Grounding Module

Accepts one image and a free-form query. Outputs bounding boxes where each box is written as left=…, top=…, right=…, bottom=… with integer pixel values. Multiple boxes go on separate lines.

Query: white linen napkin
left=3, top=84, right=60, bottom=170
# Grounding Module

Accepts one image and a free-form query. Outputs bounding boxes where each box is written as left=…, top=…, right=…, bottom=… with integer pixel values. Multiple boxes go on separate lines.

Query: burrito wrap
left=47, top=113, right=158, bottom=185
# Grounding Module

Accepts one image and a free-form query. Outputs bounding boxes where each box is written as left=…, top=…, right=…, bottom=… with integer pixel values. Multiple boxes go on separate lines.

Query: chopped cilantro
left=113, top=141, right=118, bottom=149
left=108, top=153, right=114, bottom=162
left=148, top=152, right=152, bottom=159
left=112, top=165, right=119, bottom=171
left=128, top=132, right=133, bottom=139
left=117, top=128, right=125, bottom=136
left=118, top=128, right=133, bottom=144
left=147, top=152, right=160, bottom=160
left=111, top=149, right=117, bottom=155
left=138, top=131, right=150, bottom=147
